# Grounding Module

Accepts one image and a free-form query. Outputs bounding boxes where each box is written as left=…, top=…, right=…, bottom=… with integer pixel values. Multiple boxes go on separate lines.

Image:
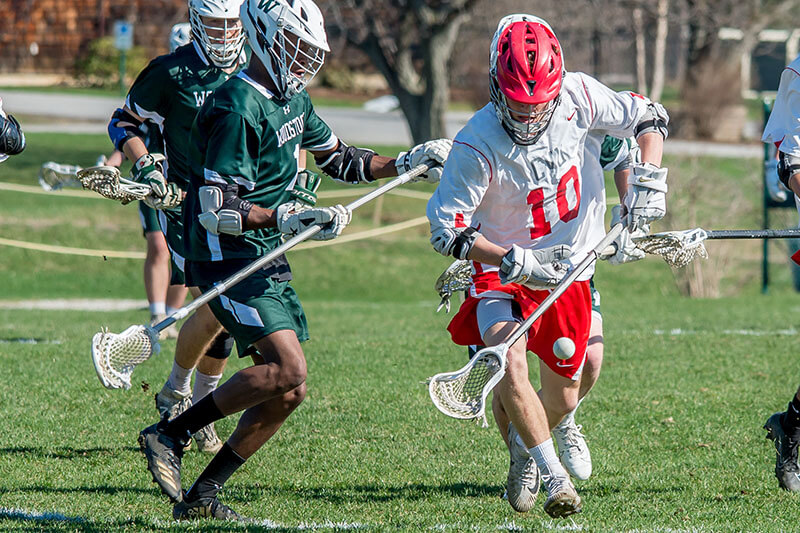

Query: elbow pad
left=314, top=142, right=376, bottom=184
left=634, top=102, right=669, bottom=140
left=778, top=151, right=800, bottom=189
left=108, top=108, right=146, bottom=152
left=0, top=113, right=25, bottom=155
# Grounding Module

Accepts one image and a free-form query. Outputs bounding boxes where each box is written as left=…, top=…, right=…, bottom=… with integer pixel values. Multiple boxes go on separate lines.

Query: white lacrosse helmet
left=240, top=0, right=329, bottom=100
left=188, top=0, right=246, bottom=68
left=169, top=22, right=192, bottom=52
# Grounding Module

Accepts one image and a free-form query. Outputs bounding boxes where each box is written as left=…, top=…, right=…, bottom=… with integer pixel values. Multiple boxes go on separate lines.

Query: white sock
left=150, top=302, right=166, bottom=316
left=529, top=439, right=568, bottom=479
left=166, top=361, right=193, bottom=395
left=193, top=371, right=222, bottom=403
left=166, top=306, right=179, bottom=316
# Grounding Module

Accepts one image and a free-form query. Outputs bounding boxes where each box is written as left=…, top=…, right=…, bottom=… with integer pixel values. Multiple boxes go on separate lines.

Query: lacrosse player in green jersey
left=137, top=0, right=451, bottom=520
left=109, top=0, right=248, bottom=454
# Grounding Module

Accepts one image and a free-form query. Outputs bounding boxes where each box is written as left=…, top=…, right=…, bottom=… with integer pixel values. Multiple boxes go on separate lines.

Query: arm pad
left=778, top=151, right=800, bottom=189
left=108, top=108, right=146, bottom=152
left=0, top=114, right=25, bottom=155
left=314, top=142, right=376, bottom=184
left=634, top=102, right=669, bottom=140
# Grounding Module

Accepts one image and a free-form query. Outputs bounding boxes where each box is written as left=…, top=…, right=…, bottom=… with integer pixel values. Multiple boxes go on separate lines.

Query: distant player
left=136, top=0, right=449, bottom=520
left=427, top=14, right=667, bottom=517
left=762, top=52, right=800, bottom=492
left=110, top=0, right=248, bottom=453
left=0, top=97, right=26, bottom=163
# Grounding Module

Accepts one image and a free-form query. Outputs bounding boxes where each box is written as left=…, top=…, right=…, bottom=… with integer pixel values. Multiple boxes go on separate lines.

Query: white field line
left=0, top=298, right=147, bottom=311
left=0, top=507, right=85, bottom=524
left=651, top=328, right=798, bottom=336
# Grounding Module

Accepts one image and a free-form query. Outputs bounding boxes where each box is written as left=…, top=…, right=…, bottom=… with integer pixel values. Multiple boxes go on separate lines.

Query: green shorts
left=138, top=201, right=161, bottom=235
left=201, top=268, right=308, bottom=357
left=589, top=278, right=601, bottom=318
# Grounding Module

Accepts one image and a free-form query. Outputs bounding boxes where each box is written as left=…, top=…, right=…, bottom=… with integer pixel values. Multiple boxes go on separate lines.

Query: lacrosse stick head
left=38, top=162, right=82, bottom=191
left=434, top=260, right=472, bottom=313
left=428, top=344, right=508, bottom=422
left=634, top=228, right=709, bottom=268
left=91, top=325, right=160, bottom=390
left=77, top=166, right=151, bottom=203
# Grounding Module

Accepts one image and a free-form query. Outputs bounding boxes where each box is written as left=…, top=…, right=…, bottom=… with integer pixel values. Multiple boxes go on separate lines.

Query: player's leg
left=140, top=202, right=178, bottom=339
left=191, top=333, right=232, bottom=454
left=764, top=385, right=800, bottom=491
left=551, top=282, right=602, bottom=481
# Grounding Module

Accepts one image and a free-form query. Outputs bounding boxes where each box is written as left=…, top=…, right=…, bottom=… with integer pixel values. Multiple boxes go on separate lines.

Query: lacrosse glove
left=132, top=153, right=169, bottom=197
left=624, top=162, right=668, bottom=232
left=396, top=138, right=453, bottom=183
left=289, top=169, right=322, bottom=207
left=606, top=204, right=646, bottom=265
left=276, top=203, right=351, bottom=241
left=499, top=244, right=572, bottom=289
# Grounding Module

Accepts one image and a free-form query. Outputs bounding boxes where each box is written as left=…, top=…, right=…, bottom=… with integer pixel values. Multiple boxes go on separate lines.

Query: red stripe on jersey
left=454, top=213, right=466, bottom=228
left=787, top=67, right=800, bottom=77
left=453, top=140, right=494, bottom=183
left=580, top=77, right=594, bottom=122
left=792, top=249, right=800, bottom=266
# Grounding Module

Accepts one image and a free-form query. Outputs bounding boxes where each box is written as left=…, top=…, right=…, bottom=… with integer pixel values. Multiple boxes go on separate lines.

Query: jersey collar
left=236, top=71, right=276, bottom=100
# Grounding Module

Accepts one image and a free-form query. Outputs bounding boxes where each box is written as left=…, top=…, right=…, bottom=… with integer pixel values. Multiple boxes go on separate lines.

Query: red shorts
left=447, top=271, right=591, bottom=380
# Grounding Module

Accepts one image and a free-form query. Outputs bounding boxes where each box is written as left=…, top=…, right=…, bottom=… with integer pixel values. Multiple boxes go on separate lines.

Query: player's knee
left=278, top=356, right=307, bottom=392
left=283, top=382, right=306, bottom=411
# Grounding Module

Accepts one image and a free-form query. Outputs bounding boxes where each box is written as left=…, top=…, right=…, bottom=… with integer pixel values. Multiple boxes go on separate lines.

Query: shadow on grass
left=0, top=446, right=140, bottom=459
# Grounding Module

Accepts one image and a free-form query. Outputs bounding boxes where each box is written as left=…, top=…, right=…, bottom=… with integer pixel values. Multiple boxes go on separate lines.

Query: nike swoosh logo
left=556, top=361, right=573, bottom=367
left=637, top=177, right=655, bottom=182
left=567, top=110, right=577, bottom=121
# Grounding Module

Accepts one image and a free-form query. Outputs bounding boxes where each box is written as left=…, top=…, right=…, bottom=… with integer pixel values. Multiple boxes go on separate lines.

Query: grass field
left=1, top=134, right=800, bottom=531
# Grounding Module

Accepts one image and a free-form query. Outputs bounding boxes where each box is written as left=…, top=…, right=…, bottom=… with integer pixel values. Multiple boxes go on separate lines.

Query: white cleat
left=194, top=423, right=223, bottom=454
left=542, top=474, right=582, bottom=518
left=155, top=385, right=192, bottom=421
left=553, top=417, right=592, bottom=480
left=505, top=423, right=540, bottom=513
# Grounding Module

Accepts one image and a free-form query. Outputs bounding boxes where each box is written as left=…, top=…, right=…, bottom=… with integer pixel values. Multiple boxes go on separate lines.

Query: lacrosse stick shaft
left=505, top=223, right=625, bottom=348
left=705, top=228, right=800, bottom=240
left=152, top=162, right=433, bottom=331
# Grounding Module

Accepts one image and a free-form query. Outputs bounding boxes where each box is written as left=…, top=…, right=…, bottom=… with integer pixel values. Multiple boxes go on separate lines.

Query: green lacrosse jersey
left=599, top=135, right=632, bottom=171
left=184, top=71, right=338, bottom=268
left=126, top=42, right=244, bottom=189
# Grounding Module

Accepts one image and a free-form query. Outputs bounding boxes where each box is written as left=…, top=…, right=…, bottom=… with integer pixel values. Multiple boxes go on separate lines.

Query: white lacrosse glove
left=765, top=159, right=790, bottom=203
left=198, top=185, right=245, bottom=236
left=145, top=182, right=183, bottom=210
left=624, top=162, right=668, bottom=232
left=499, top=244, right=572, bottom=289
left=132, top=153, right=169, bottom=197
left=276, top=203, right=352, bottom=241
left=606, top=204, right=646, bottom=265
left=396, top=138, right=453, bottom=183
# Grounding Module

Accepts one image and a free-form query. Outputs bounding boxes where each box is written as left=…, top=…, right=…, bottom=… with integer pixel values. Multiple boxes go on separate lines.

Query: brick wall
left=0, top=0, right=187, bottom=73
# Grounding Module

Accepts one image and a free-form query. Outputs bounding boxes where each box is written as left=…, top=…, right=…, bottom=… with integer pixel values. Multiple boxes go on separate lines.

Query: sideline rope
left=0, top=216, right=429, bottom=259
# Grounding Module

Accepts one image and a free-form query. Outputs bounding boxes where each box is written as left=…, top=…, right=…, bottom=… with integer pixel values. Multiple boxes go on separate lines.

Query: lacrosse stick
left=76, top=165, right=153, bottom=204
left=38, top=162, right=83, bottom=191
left=428, top=222, right=625, bottom=423
left=633, top=228, right=800, bottom=268
left=92, top=162, right=434, bottom=390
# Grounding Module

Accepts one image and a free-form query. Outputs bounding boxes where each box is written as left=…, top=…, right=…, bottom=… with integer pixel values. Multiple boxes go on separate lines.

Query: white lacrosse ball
left=553, top=337, right=575, bottom=360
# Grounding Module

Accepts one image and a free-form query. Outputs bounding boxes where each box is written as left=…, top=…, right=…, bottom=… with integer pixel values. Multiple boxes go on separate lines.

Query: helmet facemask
left=269, top=26, right=326, bottom=99
left=189, top=7, right=245, bottom=68
left=490, top=76, right=560, bottom=145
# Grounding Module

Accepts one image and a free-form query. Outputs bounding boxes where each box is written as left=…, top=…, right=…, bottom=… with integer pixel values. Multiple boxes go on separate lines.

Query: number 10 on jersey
left=527, top=165, right=581, bottom=239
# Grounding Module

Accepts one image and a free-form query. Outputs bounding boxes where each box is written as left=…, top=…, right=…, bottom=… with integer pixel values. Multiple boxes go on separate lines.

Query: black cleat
left=173, top=495, right=245, bottom=521
left=764, top=412, right=800, bottom=492
left=138, top=422, right=186, bottom=503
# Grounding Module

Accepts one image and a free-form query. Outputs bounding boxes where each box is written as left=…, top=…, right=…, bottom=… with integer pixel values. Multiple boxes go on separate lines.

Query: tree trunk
left=650, top=0, right=668, bottom=101
left=632, top=5, right=647, bottom=95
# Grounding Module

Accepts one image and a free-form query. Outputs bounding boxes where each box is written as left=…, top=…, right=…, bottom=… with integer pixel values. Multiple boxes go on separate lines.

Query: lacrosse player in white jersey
left=0, top=97, right=26, bottom=163
left=762, top=53, right=800, bottom=492
left=427, top=14, right=668, bottom=517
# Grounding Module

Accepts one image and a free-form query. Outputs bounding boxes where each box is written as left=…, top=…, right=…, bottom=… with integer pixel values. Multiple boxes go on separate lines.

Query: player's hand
left=606, top=204, right=645, bottom=265
left=146, top=182, right=183, bottom=210
left=765, top=159, right=790, bottom=203
left=197, top=185, right=244, bottom=235
left=499, top=244, right=572, bottom=289
left=624, top=162, right=668, bottom=232
left=276, top=203, right=351, bottom=241
left=132, top=153, right=168, bottom=197
left=396, top=138, right=453, bottom=183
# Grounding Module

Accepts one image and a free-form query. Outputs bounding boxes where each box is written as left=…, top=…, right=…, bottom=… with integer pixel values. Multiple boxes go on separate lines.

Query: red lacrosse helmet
left=490, top=20, right=564, bottom=145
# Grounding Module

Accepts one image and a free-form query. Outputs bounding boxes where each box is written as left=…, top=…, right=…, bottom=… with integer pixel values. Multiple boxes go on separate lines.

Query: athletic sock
left=166, top=360, right=193, bottom=396
left=783, top=395, right=800, bottom=437
left=184, top=442, right=246, bottom=502
left=529, top=438, right=568, bottom=480
left=193, top=372, right=223, bottom=403
left=166, top=306, right=179, bottom=316
left=150, top=302, right=166, bottom=317
left=163, top=392, right=225, bottom=441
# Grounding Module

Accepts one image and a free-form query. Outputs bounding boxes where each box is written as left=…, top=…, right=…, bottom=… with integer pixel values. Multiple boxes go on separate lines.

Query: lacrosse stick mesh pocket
left=635, top=232, right=708, bottom=268
left=91, top=325, right=159, bottom=390
left=434, top=260, right=473, bottom=312
left=429, top=351, right=503, bottom=419
left=77, top=166, right=151, bottom=203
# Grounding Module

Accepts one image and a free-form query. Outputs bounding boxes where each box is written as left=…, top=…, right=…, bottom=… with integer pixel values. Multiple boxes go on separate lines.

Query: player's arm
left=0, top=112, right=26, bottom=159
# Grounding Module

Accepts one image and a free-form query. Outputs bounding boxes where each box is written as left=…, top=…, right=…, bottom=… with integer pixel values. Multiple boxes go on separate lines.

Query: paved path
left=2, top=89, right=763, bottom=157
